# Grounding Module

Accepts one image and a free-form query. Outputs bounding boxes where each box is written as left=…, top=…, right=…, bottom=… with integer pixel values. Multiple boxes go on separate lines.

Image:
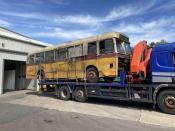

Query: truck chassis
left=39, top=79, right=175, bottom=115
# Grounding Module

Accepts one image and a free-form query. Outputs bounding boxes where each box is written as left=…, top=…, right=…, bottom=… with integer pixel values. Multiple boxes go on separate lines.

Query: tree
left=149, top=39, right=167, bottom=48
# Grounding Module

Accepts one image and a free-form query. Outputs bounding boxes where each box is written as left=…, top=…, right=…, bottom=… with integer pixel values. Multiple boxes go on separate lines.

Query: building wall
left=0, top=36, right=45, bottom=53
left=0, top=59, right=4, bottom=94
left=0, top=33, right=49, bottom=95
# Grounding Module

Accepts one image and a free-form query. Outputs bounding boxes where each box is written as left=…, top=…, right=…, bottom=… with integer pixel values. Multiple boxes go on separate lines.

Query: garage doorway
left=3, top=60, right=26, bottom=92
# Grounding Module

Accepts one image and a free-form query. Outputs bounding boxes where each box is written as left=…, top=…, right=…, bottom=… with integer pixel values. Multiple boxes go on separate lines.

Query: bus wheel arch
left=74, top=86, right=87, bottom=102
left=86, top=65, right=99, bottom=83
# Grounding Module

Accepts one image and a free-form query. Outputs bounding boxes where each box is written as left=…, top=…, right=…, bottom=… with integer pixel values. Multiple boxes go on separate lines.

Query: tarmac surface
left=0, top=90, right=175, bottom=131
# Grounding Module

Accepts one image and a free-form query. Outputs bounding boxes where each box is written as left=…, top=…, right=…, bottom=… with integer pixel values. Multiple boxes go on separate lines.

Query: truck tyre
left=59, top=85, right=71, bottom=100
left=74, top=87, right=87, bottom=102
left=157, top=90, right=175, bottom=114
left=55, top=86, right=60, bottom=98
left=86, top=67, right=99, bottom=83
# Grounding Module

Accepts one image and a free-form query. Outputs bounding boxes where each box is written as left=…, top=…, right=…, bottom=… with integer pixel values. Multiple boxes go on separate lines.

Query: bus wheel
left=157, top=90, right=175, bottom=114
left=74, top=87, right=87, bottom=102
left=59, top=85, right=71, bottom=100
left=86, top=67, right=99, bottom=83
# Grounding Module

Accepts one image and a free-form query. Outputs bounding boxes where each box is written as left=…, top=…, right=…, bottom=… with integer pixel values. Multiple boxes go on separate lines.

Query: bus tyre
left=86, top=67, right=99, bottom=83
left=74, top=87, right=87, bottom=102
left=157, top=90, right=175, bottom=115
left=59, top=85, right=71, bottom=100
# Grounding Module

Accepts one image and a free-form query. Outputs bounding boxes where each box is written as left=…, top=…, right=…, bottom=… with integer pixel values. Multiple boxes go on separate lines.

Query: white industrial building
left=0, top=27, right=50, bottom=95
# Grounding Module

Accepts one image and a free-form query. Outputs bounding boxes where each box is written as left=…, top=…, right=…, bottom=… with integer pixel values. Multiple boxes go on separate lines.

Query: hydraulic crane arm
left=129, top=40, right=152, bottom=83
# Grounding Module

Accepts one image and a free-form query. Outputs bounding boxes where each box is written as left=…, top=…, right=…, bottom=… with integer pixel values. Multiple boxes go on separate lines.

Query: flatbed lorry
left=39, top=40, right=175, bottom=115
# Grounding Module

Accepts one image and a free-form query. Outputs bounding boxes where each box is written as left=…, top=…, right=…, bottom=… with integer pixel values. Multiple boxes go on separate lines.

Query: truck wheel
left=59, top=85, right=71, bottom=100
left=55, top=86, right=60, bottom=98
left=157, top=90, right=175, bottom=114
left=74, top=87, right=87, bottom=102
left=86, top=67, right=99, bottom=83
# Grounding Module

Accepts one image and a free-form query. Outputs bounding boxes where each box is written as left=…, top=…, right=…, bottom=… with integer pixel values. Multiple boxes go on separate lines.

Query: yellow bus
left=26, top=32, right=131, bottom=82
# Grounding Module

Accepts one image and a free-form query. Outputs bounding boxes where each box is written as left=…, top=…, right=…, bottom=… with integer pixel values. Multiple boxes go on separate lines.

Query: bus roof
left=29, top=32, right=129, bottom=55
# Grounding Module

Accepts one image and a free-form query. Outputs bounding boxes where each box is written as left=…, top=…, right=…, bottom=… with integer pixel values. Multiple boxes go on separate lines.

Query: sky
left=0, top=0, right=175, bottom=46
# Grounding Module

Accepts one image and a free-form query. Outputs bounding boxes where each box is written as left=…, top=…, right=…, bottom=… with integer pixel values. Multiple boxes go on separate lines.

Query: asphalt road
left=0, top=91, right=174, bottom=131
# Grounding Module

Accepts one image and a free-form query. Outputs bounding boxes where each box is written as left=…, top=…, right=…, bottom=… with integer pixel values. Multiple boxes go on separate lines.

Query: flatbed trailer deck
left=39, top=80, right=175, bottom=110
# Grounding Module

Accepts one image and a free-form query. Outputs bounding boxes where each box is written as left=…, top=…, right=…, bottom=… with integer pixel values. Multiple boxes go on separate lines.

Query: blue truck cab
left=151, top=43, right=175, bottom=83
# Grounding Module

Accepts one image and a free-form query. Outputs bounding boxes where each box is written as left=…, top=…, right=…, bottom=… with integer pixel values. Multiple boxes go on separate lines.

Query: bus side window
left=35, top=53, right=40, bottom=64
left=68, top=46, right=75, bottom=58
left=75, top=45, right=83, bottom=57
left=88, top=42, right=97, bottom=55
left=68, top=45, right=83, bottom=58
left=40, top=52, right=45, bottom=63
left=29, top=55, right=34, bottom=64
left=56, top=48, right=67, bottom=60
left=35, top=53, right=44, bottom=64
left=99, top=39, right=114, bottom=54
left=45, top=50, right=54, bottom=62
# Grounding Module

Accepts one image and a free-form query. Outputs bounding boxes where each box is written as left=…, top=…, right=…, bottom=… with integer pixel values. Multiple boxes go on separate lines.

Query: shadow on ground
left=26, top=91, right=159, bottom=113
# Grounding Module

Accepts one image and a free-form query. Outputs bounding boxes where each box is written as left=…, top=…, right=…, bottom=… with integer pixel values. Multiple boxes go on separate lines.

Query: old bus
left=26, top=32, right=131, bottom=82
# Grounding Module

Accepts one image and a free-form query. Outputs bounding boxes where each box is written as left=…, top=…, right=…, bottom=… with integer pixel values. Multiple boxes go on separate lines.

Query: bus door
left=45, top=50, right=55, bottom=79
left=68, top=46, right=76, bottom=79
left=35, top=52, right=45, bottom=79
left=67, top=45, right=84, bottom=79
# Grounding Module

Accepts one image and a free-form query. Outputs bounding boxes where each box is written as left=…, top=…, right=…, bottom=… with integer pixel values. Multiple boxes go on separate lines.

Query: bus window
left=40, top=52, right=45, bottom=63
left=35, top=53, right=40, bottom=64
left=56, top=48, right=67, bottom=60
left=45, top=50, right=54, bottom=62
left=116, top=40, right=125, bottom=54
left=88, top=42, right=97, bottom=55
left=75, top=45, right=83, bottom=57
left=68, top=46, right=75, bottom=58
left=124, top=42, right=132, bottom=55
left=99, top=39, right=114, bottom=54
left=35, top=52, right=44, bottom=64
left=68, top=45, right=83, bottom=58
left=29, top=55, right=34, bottom=64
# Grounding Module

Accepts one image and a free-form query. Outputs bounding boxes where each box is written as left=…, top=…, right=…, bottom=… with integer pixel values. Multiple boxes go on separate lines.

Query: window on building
left=99, top=39, right=114, bottom=54
left=88, top=42, right=97, bottom=55
left=56, top=48, right=67, bottom=60
left=45, top=50, right=54, bottom=62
